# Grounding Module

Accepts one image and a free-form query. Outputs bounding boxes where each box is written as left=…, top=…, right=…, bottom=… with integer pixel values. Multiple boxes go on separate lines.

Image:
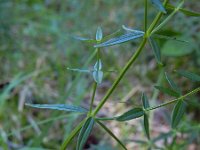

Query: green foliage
left=26, top=103, right=88, bottom=113
left=171, top=100, right=186, bottom=128
left=116, top=108, right=144, bottom=122
left=1, top=0, right=200, bottom=149
left=176, top=70, right=200, bottom=82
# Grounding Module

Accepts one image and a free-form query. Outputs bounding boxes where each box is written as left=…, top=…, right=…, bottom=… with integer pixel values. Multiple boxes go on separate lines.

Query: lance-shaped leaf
left=67, top=67, right=91, bottom=73
left=150, top=0, right=167, bottom=14
left=122, top=25, right=144, bottom=34
left=96, top=27, right=103, bottom=41
left=144, top=114, right=150, bottom=140
left=116, top=108, right=144, bottom=122
left=142, top=93, right=150, bottom=109
left=25, top=104, right=88, bottom=113
left=73, top=36, right=96, bottom=43
left=166, top=3, right=200, bottom=17
left=148, top=37, right=162, bottom=65
left=171, top=100, right=186, bottom=128
left=154, top=86, right=180, bottom=97
left=77, top=117, right=95, bottom=150
left=176, top=70, right=200, bottom=82
left=165, top=72, right=181, bottom=95
left=153, top=34, right=188, bottom=43
left=94, top=32, right=143, bottom=48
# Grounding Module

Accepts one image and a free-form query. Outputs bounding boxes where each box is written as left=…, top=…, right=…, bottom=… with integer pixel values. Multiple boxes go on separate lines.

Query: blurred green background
left=0, top=0, right=199, bottom=149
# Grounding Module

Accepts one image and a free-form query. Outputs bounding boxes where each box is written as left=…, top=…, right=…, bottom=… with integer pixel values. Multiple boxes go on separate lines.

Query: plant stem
left=147, top=0, right=169, bottom=36
left=89, top=83, right=97, bottom=114
left=144, top=0, right=148, bottom=32
left=146, top=87, right=200, bottom=111
left=97, top=120, right=127, bottom=150
left=92, top=0, right=170, bottom=117
left=92, top=37, right=147, bottom=116
left=151, top=0, right=184, bottom=35
left=61, top=118, right=87, bottom=150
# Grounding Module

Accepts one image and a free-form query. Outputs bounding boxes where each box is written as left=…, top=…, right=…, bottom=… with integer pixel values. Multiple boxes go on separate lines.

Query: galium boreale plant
left=26, top=0, right=200, bottom=149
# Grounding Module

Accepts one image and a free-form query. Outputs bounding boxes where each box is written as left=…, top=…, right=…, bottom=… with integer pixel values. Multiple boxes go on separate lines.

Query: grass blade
left=165, top=72, right=181, bottom=95
left=26, top=104, right=88, bottom=113
left=150, top=0, right=167, bottom=14
left=77, top=117, right=95, bottom=150
left=176, top=70, right=200, bottom=82
left=171, top=100, right=186, bottom=128
left=116, top=108, right=144, bottom=122
left=148, top=37, right=162, bottom=65
left=97, top=120, right=127, bottom=150
left=94, top=32, right=143, bottom=48
left=154, top=86, right=180, bottom=97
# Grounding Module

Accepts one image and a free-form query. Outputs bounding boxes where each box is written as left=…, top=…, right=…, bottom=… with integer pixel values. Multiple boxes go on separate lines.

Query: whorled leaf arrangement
left=26, top=0, right=200, bottom=149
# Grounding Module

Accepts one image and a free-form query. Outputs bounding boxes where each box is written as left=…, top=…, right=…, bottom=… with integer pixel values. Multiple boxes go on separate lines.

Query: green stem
left=89, top=83, right=97, bottom=114
left=60, top=118, right=87, bottom=150
left=92, top=0, right=170, bottom=117
left=144, top=0, right=148, bottom=32
left=146, top=87, right=200, bottom=111
left=97, top=120, right=127, bottom=150
left=147, top=0, right=169, bottom=36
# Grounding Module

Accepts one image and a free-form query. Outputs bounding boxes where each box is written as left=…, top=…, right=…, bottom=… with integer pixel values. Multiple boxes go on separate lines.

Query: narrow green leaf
left=97, top=120, right=127, bottom=150
left=96, top=27, right=103, bottom=41
left=150, top=0, right=167, bottom=14
left=142, top=93, right=150, bottom=109
left=73, top=36, right=95, bottom=43
left=176, top=70, right=200, bottom=82
left=148, top=37, right=162, bottom=65
left=165, top=72, right=181, bottom=95
left=25, top=104, right=88, bottom=113
left=122, top=25, right=144, bottom=34
left=153, top=34, right=188, bottom=43
left=154, top=86, right=180, bottom=97
left=94, top=32, right=143, bottom=48
left=166, top=3, right=200, bottom=17
left=144, top=114, right=150, bottom=140
left=67, top=67, right=90, bottom=73
left=77, top=117, right=95, bottom=150
left=116, top=108, right=144, bottom=122
left=171, top=100, right=186, bottom=128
